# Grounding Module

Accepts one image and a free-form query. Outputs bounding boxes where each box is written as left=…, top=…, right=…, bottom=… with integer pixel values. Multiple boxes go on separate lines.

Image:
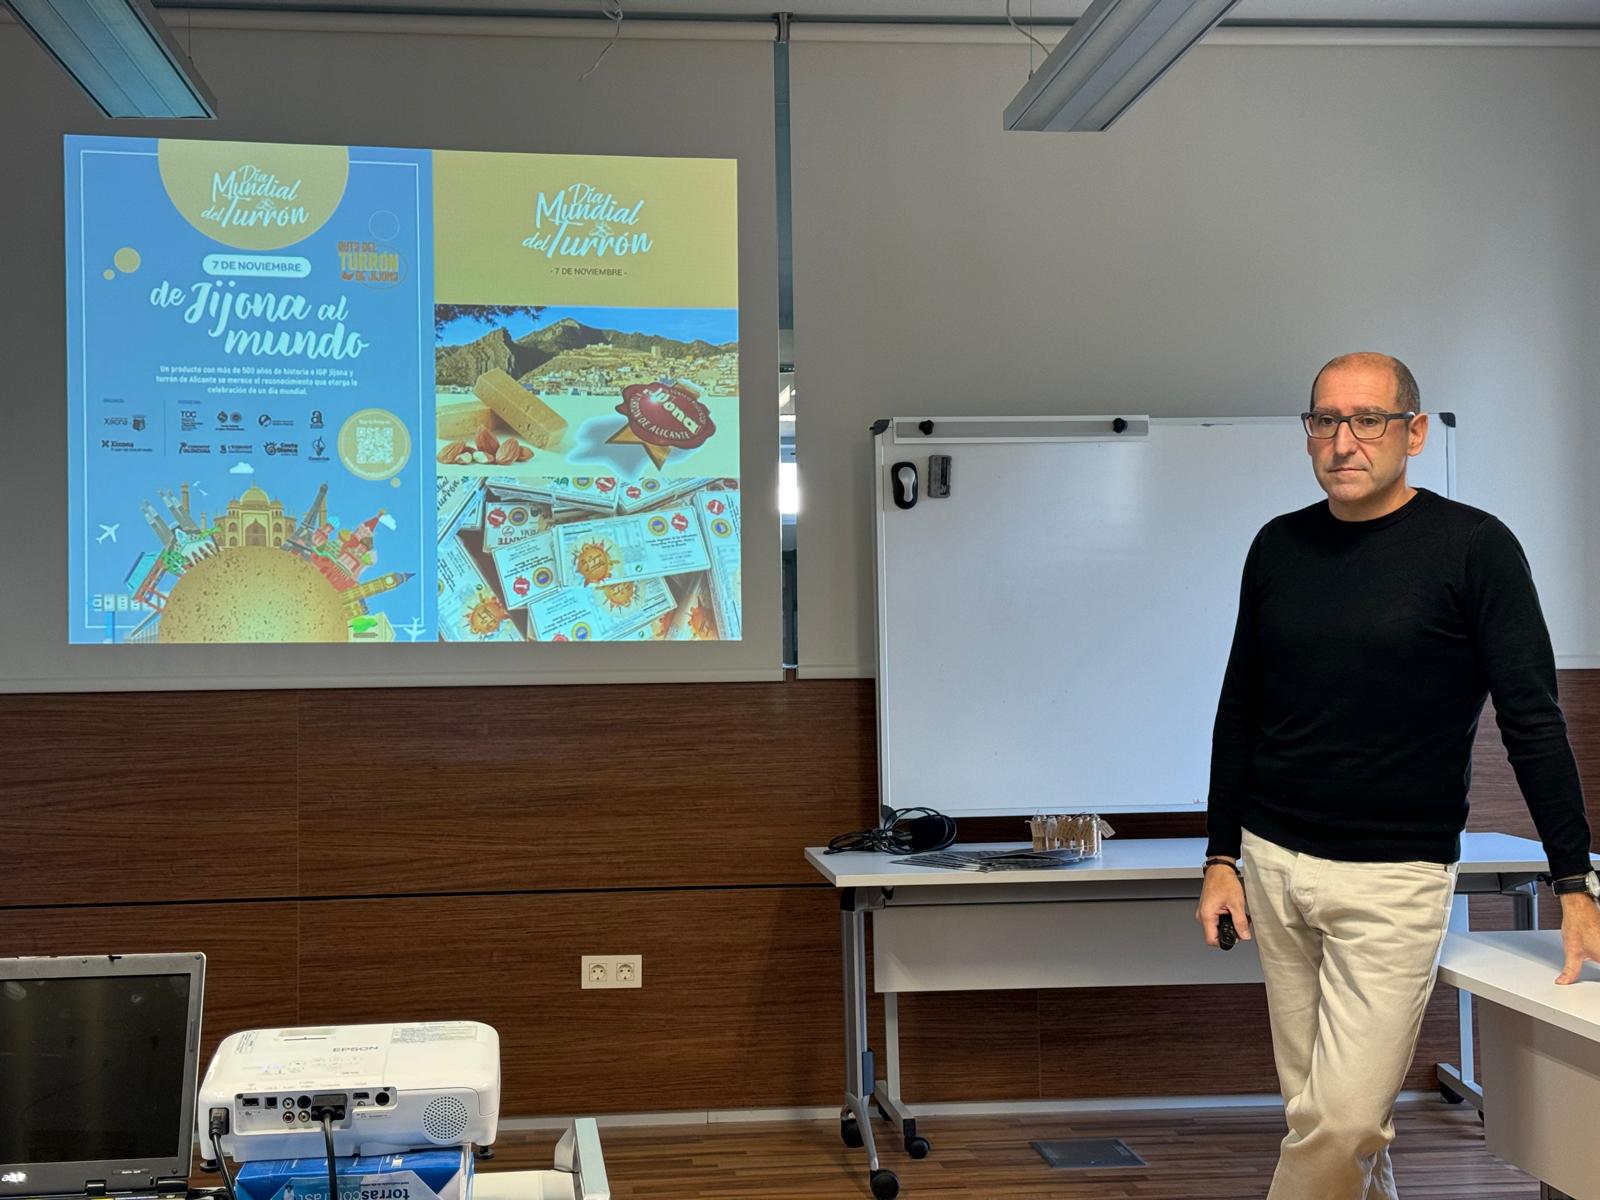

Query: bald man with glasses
left=1196, top=352, right=1600, bottom=1200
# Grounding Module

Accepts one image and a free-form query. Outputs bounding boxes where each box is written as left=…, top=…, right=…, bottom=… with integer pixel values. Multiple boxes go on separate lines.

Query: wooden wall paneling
left=295, top=681, right=878, bottom=896
left=900, top=979, right=1456, bottom=1105
left=1465, top=687, right=1600, bottom=850
left=0, top=691, right=299, bottom=906
left=893, top=991, right=1042, bottom=1102
left=294, top=886, right=843, bottom=1114
left=0, top=901, right=300, bottom=1069
left=1033, top=985, right=1279, bottom=1099
left=1, top=674, right=1594, bottom=1118
left=898, top=976, right=1458, bottom=1103
left=1562, top=676, right=1600, bottom=812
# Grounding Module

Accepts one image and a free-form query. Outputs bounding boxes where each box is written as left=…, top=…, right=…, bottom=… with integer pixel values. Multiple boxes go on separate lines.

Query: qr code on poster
left=356, top=424, right=394, bottom=465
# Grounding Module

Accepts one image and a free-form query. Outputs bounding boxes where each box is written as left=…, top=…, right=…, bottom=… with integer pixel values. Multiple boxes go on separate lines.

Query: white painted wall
left=791, top=35, right=1600, bottom=674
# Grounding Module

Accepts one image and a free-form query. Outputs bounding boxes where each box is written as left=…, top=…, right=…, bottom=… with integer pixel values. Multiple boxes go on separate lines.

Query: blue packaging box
left=235, top=1148, right=473, bottom=1200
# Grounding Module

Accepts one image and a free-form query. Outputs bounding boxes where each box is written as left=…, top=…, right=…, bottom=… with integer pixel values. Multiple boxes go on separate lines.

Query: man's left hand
left=1556, top=894, right=1600, bottom=985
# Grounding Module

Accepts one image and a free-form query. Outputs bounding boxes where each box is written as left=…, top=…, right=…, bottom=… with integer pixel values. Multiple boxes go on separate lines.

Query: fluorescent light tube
left=1004, top=0, right=1238, bottom=133
left=5, top=0, right=217, bottom=118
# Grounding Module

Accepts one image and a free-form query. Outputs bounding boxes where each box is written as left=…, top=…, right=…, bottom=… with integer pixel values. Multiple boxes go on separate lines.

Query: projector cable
left=207, top=1109, right=238, bottom=1200
left=317, top=1109, right=339, bottom=1200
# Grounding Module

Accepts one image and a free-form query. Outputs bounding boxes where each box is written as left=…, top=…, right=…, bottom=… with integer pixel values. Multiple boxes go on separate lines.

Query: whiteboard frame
left=871, top=413, right=1458, bottom=820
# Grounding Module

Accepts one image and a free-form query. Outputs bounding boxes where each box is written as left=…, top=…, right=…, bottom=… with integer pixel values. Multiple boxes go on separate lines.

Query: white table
left=473, top=1173, right=584, bottom=1200
left=807, top=832, right=1559, bottom=1200
left=471, top=1120, right=610, bottom=1200
left=1438, top=931, right=1600, bottom=1200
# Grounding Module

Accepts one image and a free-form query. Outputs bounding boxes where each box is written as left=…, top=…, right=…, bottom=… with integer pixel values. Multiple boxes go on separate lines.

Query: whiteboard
left=872, top=414, right=1455, bottom=817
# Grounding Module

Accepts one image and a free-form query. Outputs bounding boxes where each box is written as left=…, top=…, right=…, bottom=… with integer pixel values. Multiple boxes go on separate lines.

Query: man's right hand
left=1197, top=859, right=1253, bottom=948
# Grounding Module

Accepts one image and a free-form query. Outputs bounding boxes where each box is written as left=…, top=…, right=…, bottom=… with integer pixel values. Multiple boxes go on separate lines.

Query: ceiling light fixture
left=1004, top=0, right=1239, bottom=133
left=5, top=0, right=217, bottom=118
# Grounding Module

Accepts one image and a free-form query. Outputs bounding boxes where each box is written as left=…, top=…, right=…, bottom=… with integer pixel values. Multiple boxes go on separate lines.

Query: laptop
left=0, top=954, right=206, bottom=1200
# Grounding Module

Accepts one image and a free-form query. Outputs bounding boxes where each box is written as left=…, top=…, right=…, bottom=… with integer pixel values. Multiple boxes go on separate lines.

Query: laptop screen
left=0, top=972, right=195, bottom=1167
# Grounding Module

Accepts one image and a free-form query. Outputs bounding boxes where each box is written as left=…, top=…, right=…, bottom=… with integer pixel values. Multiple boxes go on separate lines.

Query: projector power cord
left=315, top=1109, right=339, bottom=1200
left=207, top=1110, right=238, bottom=1200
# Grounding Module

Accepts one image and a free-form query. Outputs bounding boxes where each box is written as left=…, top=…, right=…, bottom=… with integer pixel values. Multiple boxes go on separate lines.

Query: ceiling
left=153, top=0, right=1600, bottom=26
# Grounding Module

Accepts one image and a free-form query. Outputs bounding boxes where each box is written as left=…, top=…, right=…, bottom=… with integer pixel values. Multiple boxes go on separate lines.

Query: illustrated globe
left=159, top=546, right=350, bottom=643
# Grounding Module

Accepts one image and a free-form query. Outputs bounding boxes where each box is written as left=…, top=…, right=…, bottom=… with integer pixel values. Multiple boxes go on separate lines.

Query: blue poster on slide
left=65, top=136, right=434, bottom=644
left=64, top=134, right=744, bottom=645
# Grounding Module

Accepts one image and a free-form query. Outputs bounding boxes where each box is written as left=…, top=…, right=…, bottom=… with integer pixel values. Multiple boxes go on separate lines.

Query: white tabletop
left=806, top=831, right=1562, bottom=889
left=1438, top=930, right=1600, bottom=1042
left=473, top=1170, right=576, bottom=1200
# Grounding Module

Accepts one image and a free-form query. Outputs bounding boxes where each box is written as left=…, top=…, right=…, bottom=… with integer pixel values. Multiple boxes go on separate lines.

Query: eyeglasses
left=1301, top=411, right=1416, bottom=440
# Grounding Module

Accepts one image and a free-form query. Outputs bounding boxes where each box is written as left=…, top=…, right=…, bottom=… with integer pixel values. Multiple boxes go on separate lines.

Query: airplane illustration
left=191, top=481, right=209, bottom=497
left=397, top=617, right=428, bottom=642
left=97, top=524, right=119, bottom=544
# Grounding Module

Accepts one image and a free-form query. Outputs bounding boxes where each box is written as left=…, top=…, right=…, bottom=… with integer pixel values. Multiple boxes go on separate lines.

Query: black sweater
left=1206, top=488, right=1592, bottom=878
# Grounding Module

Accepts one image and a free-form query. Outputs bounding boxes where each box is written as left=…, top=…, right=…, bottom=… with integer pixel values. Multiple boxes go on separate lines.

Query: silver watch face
left=1587, top=871, right=1600, bottom=899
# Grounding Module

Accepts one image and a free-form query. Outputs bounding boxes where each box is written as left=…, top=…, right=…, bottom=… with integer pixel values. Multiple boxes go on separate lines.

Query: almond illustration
left=517, top=444, right=535, bottom=462
left=475, top=428, right=500, bottom=454
left=437, top=440, right=468, bottom=464
left=495, top=437, right=522, bottom=465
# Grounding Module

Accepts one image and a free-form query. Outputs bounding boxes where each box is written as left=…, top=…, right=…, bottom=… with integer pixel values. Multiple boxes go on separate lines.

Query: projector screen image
left=64, top=137, right=740, bottom=644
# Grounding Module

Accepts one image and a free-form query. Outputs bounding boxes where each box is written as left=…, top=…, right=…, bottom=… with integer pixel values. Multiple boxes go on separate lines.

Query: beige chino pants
left=1240, top=829, right=1459, bottom=1200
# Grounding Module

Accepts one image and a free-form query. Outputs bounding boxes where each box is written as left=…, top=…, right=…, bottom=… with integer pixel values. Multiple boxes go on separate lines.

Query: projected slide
left=64, top=137, right=740, bottom=644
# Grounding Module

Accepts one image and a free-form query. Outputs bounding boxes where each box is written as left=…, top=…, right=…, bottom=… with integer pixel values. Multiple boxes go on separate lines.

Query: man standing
left=1196, top=352, right=1600, bottom=1200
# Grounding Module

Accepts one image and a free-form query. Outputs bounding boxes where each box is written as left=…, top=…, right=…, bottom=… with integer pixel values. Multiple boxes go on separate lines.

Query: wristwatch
left=1550, top=870, right=1600, bottom=900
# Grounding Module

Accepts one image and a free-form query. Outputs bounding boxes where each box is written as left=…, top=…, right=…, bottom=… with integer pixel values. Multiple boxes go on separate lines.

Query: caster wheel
left=841, top=1118, right=863, bottom=1149
left=1439, top=1083, right=1464, bottom=1105
left=869, top=1168, right=900, bottom=1199
left=905, top=1135, right=931, bottom=1159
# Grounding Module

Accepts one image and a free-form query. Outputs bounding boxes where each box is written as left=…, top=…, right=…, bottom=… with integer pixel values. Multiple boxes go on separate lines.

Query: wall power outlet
left=581, top=954, right=643, bottom=989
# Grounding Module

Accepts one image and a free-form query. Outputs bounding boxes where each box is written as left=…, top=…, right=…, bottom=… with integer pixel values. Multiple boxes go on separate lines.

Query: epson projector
left=198, top=1022, right=501, bottom=1162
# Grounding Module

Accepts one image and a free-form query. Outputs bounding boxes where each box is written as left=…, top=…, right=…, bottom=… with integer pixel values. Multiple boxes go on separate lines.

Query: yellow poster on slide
left=432, top=151, right=738, bottom=307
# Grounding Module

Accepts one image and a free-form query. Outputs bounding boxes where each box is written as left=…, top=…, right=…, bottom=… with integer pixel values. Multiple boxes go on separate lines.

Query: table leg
left=1435, top=879, right=1539, bottom=1110
left=841, top=890, right=900, bottom=1199
left=1510, top=882, right=1539, bottom=931
left=873, top=996, right=930, bottom=1160
left=1436, top=894, right=1485, bottom=1110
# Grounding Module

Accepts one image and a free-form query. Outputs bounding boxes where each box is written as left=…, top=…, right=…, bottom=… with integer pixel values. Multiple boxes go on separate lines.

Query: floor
left=491, top=1100, right=1543, bottom=1198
